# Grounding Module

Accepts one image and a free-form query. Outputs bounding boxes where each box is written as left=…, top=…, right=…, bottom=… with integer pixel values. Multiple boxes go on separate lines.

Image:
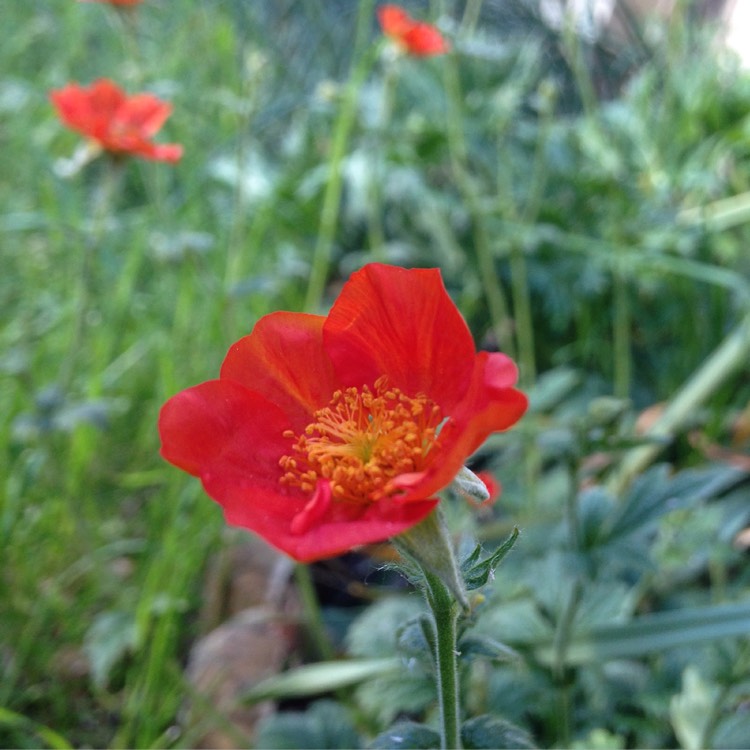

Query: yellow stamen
left=279, top=376, right=442, bottom=504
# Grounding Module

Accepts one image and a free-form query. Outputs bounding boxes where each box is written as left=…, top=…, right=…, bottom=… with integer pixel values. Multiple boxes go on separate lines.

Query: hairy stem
left=423, top=569, right=462, bottom=750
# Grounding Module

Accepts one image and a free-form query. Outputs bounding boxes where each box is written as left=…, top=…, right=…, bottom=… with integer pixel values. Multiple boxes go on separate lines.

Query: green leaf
left=711, top=711, right=750, bottom=750
left=347, top=596, right=425, bottom=658
left=458, top=634, right=521, bottom=663
left=355, top=672, right=436, bottom=726
left=669, top=667, right=718, bottom=750
left=84, top=610, right=137, bottom=689
left=368, top=721, right=441, bottom=749
left=254, top=700, right=361, bottom=750
left=603, top=464, right=746, bottom=543
left=531, top=600, right=750, bottom=666
left=0, top=707, right=73, bottom=750
left=241, top=658, right=401, bottom=704
left=462, top=528, right=519, bottom=591
left=527, top=367, right=581, bottom=413
left=396, top=614, right=433, bottom=661
left=461, top=715, right=536, bottom=749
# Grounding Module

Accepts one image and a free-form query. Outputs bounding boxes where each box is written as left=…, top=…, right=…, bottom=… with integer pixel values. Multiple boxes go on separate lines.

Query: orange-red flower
left=50, top=79, right=182, bottom=163
left=377, top=4, right=450, bottom=57
left=159, top=264, right=526, bottom=562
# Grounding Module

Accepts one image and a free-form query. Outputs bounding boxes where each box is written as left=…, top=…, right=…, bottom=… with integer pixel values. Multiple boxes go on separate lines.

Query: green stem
left=612, top=263, right=631, bottom=399
left=366, top=59, right=397, bottom=262
left=561, top=18, right=597, bottom=120
left=222, top=48, right=265, bottom=334
left=442, top=51, right=514, bottom=358
left=60, top=158, right=124, bottom=391
left=508, top=246, right=534, bottom=386
left=304, top=0, right=377, bottom=312
left=610, top=311, right=750, bottom=494
left=294, top=563, right=334, bottom=662
left=423, top=569, right=461, bottom=750
left=459, top=0, right=485, bottom=36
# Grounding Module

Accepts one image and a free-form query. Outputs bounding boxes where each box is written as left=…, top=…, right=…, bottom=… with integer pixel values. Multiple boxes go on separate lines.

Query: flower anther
left=280, top=376, right=443, bottom=507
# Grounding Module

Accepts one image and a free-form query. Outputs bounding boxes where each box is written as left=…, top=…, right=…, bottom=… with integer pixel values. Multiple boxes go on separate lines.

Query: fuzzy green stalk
left=304, top=0, right=377, bottom=312
left=394, top=508, right=468, bottom=748
left=423, top=569, right=462, bottom=750
left=441, top=51, right=515, bottom=358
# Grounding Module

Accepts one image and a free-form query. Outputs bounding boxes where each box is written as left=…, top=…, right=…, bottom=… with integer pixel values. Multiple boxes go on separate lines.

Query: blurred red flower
left=50, top=79, right=182, bottom=163
left=477, top=471, right=501, bottom=505
left=159, top=264, right=527, bottom=562
left=78, top=1, right=144, bottom=6
left=377, top=4, right=450, bottom=57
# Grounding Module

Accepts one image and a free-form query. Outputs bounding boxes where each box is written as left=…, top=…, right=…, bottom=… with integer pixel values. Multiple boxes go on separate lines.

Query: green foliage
left=460, top=527, right=519, bottom=591
left=461, top=715, right=536, bottom=749
left=2, top=0, right=750, bottom=747
left=254, top=700, right=361, bottom=750
left=368, top=721, right=441, bottom=749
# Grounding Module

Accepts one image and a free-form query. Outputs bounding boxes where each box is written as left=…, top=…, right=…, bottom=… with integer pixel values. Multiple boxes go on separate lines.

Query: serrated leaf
left=461, top=715, right=536, bottom=749
left=368, top=721, right=441, bottom=749
left=462, top=528, right=519, bottom=590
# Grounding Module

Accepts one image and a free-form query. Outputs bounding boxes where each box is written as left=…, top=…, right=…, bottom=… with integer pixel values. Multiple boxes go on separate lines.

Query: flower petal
left=387, top=352, right=528, bottom=502
left=403, top=23, right=450, bottom=56
left=50, top=78, right=181, bottom=163
left=220, top=311, right=336, bottom=428
left=324, top=264, right=475, bottom=411
left=116, top=93, right=173, bottom=137
left=377, top=4, right=413, bottom=37
left=203, top=471, right=439, bottom=562
left=158, top=378, right=290, bottom=481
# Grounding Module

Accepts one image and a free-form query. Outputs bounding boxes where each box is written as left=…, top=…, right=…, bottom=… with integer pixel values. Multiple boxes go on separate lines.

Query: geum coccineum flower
left=159, top=264, right=527, bottom=562
left=50, top=79, right=182, bottom=163
left=377, top=4, right=450, bottom=57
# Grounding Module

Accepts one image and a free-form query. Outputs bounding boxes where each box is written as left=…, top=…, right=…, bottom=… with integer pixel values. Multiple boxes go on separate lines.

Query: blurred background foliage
left=1, top=0, right=749, bottom=748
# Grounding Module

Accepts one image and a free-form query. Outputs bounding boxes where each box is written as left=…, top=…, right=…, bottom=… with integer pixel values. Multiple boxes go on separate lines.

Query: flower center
left=279, top=376, right=442, bottom=504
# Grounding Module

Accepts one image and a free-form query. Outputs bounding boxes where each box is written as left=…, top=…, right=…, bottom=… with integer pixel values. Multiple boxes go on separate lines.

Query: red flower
left=50, top=79, right=182, bottom=163
left=159, top=264, right=527, bottom=562
left=377, top=4, right=450, bottom=57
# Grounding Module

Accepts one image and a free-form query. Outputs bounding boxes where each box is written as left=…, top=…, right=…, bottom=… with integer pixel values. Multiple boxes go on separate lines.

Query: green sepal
left=394, top=508, right=469, bottom=611
left=461, top=527, right=519, bottom=591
